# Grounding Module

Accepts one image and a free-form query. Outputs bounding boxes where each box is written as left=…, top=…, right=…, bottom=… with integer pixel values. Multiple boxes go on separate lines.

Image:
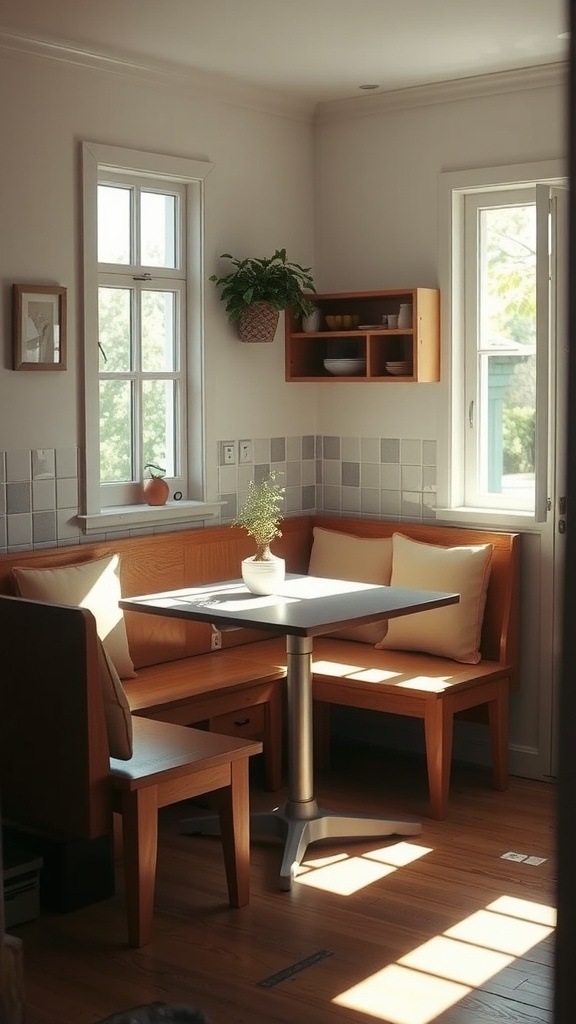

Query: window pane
left=143, top=379, right=176, bottom=476
left=141, top=191, right=177, bottom=268
left=478, top=204, right=536, bottom=507
left=141, top=290, right=176, bottom=371
left=98, top=185, right=131, bottom=264
left=98, top=287, right=132, bottom=371
left=99, top=380, right=133, bottom=482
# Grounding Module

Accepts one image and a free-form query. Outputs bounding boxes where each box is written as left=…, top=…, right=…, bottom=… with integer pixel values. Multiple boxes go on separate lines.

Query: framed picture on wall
left=13, top=284, right=67, bottom=371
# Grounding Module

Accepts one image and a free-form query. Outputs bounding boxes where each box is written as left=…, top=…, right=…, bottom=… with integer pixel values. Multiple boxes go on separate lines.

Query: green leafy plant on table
left=234, top=471, right=285, bottom=561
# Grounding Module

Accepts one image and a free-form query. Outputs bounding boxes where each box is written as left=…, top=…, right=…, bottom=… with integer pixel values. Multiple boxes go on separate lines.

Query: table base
left=180, top=800, right=421, bottom=890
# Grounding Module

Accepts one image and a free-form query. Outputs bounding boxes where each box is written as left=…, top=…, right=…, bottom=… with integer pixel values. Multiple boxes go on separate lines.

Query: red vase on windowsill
left=143, top=464, right=169, bottom=506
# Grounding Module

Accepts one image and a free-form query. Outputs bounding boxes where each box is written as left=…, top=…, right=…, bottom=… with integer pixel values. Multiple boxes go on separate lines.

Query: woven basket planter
left=238, top=301, right=280, bottom=343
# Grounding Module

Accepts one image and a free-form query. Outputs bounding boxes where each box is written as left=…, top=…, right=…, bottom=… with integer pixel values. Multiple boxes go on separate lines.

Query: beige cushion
left=97, top=638, right=133, bottom=760
left=12, top=554, right=136, bottom=679
left=308, top=526, right=393, bottom=643
left=376, top=532, right=493, bottom=664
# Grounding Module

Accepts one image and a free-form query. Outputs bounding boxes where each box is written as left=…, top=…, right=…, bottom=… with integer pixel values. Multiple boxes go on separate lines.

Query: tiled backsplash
left=0, top=436, right=437, bottom=551
left=0, top=447, right=80, bottom=551
left=216, top=434, right=437, bottom=523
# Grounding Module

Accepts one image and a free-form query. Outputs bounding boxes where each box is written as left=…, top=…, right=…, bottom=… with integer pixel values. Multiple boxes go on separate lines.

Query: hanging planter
left=238, top=301, right=280, bottom=343
left=210, top=249, right=316, bottom=344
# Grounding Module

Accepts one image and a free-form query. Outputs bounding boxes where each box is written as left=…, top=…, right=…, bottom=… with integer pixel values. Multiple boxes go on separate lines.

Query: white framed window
left=439, top=160, right=566, bottom=523
left=463, top=187, right=537, bottom=512
left=80, top=143, right=218, bottom=531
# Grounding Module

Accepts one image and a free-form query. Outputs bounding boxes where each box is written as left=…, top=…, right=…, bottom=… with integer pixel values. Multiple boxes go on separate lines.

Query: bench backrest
left=0, top=515, right=519, bottom=681
left=0, top=517, right=314, bottom=670
left=0, top=595, right=111, bottom=840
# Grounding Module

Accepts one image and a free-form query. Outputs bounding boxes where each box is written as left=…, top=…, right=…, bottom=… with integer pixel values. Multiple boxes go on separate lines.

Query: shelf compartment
left=288, top=336, right=367, bottom=380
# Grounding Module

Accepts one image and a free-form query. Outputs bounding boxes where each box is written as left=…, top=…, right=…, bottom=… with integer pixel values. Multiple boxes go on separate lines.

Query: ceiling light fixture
left=558, top=31, right=570, bottom=39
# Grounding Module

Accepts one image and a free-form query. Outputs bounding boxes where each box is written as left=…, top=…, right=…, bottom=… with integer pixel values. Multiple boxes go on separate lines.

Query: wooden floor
left=13, top=743, right=556, bottom=1024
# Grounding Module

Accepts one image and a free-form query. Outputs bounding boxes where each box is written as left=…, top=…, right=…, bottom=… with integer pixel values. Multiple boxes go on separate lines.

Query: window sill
left=77, top=499, right=223, bottom=534
left=435, top=506, right=537, bottom=530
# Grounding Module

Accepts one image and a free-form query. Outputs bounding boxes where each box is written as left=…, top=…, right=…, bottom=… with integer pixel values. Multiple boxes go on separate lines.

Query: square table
left=120, top=573, right=459, bottom=889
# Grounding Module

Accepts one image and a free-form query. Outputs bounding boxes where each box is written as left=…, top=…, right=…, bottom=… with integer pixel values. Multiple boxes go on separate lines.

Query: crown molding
left=315, top=62, right=569, bottom=124
left=0, top=28, right=566, bottom=126
left=0, top=28, right=314, bottom=123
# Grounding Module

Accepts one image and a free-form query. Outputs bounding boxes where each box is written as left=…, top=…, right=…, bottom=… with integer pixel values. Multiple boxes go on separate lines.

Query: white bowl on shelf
left=323, top=358, right=366, bottom=376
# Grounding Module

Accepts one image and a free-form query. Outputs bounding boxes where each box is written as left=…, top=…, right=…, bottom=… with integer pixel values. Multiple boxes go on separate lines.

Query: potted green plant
left=209, top=248, right=316, bottom=343
left=234, top=471, right=285, bottom=593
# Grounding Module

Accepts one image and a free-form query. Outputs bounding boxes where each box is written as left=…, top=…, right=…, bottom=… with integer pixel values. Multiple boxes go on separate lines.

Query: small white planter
left=398, top=303, right=413, bottom=329
left=241, top=554, right=286, bottom=595
left=302, top=307, right=323, bottom=333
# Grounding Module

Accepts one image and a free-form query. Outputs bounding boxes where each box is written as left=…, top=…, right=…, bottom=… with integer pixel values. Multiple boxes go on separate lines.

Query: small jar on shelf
left=398, top=303, right=413, bottom=329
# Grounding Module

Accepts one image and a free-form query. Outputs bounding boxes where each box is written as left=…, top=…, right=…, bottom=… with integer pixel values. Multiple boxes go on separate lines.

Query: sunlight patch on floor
left=445, top=907, right=554, bottom=956
left=333, top=895, right=556, bottom=1023
left=335, top=963, right=469, bottom=1024
left=295, top=842, right=432, bottom=895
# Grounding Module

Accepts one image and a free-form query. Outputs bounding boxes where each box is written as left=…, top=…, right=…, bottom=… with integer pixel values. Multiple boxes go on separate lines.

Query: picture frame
left=13, top=284, right=67, bottom=371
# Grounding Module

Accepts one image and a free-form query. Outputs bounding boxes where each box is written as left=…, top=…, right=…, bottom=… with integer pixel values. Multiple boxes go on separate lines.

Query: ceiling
left=0, top=0, right=569, bottom=107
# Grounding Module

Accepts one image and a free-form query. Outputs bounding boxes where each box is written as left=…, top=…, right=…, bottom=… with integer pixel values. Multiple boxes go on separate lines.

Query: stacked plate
left=385, top=361, right=411, bottom=376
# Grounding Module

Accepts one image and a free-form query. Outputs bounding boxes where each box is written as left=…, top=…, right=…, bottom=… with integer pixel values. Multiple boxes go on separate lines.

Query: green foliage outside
left=98, top=286, right=175, bottom=483
left=485, top=205, right=536, bottom=478
left=503, top=406, right=536, bottom=473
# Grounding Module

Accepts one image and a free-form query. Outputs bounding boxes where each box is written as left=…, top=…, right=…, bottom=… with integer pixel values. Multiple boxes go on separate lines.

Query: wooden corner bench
left=0, top=595, right=262, bottom=947
left=0, top=513, right=520, bottom=829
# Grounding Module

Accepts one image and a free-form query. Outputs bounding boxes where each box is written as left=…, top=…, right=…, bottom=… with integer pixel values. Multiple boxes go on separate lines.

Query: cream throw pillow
left=308, top=526, right=393, bottom=643
left=12, top=554, right=136, bottom=679
left=375, top=533, right=493, bottom=664
left=97, top=638, right=133, bottom=760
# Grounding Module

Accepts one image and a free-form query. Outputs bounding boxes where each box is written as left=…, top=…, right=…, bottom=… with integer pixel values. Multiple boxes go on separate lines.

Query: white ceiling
left=0, top=0, right=569, bottom=107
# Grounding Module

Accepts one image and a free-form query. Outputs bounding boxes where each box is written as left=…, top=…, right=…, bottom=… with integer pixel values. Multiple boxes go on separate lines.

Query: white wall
left=0, top=47, right=317, bottom=501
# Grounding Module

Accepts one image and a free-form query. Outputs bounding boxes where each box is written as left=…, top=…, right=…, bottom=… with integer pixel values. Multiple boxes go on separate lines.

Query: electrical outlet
left=220, top=441, right=236, bottom=465
left=239, top=440, right=252, bottom=463
left=211, top=630, right=222, bottom=650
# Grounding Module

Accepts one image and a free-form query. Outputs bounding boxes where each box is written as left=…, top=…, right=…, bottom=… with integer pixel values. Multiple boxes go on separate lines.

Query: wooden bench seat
left=123, top=650, right=284, bottom=791
left=0, top=596, right=262, bottom=947
left=237, top=634, right=513, bottom=820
